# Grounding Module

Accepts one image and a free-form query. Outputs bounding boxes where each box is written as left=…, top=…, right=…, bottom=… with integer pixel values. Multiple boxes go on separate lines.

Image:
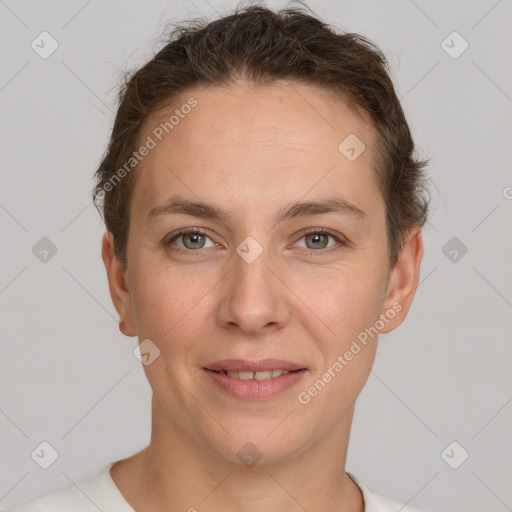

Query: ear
left=378, top=225, right=424, bottom=334
left=101, top=231, right=137, bottom=337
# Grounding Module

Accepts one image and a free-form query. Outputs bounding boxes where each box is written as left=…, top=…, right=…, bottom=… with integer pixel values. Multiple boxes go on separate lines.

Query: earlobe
left=119, top=320, right=133, bottom=337
left=101, top=231, right=137, bottom=337
left=379, top=225, right=424, bottom=334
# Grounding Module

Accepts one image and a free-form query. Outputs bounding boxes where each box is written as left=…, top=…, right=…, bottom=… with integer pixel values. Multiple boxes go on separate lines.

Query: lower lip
left=204, top=368, right=307, bottom=400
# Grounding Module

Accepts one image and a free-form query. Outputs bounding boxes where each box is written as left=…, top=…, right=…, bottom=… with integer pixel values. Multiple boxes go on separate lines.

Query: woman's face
left=104, top=80, right=422, bottom=465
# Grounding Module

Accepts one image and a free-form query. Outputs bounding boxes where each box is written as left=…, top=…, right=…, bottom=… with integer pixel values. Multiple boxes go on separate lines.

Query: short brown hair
left=93, top=2, right=430, bottom=269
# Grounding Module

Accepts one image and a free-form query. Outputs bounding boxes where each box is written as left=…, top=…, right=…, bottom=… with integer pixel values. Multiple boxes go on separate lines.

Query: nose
left=216, top=241, right=290, bottom=336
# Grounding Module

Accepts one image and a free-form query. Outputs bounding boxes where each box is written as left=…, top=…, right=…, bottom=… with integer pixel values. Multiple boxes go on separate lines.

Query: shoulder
left=4, top=484, right=88, bottom=512
left=347, top=472, right=427, bottom=512
left=3, top=464, right=129, bottom=512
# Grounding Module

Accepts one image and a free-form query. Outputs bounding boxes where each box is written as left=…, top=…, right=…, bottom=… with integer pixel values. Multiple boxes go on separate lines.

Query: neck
left=110, top=398, right=364, bottom=512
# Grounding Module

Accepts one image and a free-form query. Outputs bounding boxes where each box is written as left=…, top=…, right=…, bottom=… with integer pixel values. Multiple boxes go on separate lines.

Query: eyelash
left=163, top=227, right=347, bottom=255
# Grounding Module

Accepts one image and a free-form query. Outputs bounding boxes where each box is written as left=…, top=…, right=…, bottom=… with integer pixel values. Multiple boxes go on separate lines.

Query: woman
left=8, top=3, right=430, bottom=511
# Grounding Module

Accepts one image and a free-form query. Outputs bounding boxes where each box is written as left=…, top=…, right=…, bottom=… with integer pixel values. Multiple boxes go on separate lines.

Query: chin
left=198, top=419, right=310, bottom=468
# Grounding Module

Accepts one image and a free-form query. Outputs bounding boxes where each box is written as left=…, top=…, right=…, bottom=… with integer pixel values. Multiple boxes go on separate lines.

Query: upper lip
left=205, top=359, right=307, bottom=372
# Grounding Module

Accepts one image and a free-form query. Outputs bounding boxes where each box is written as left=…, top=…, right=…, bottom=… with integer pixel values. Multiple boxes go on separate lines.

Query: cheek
left=303, top=268, right=386, bottom=342
left=129, top=261, right=199, bottom=342
left=130, top=271, right=202, bottom=391
left=302, top=274, right=383, bottom=409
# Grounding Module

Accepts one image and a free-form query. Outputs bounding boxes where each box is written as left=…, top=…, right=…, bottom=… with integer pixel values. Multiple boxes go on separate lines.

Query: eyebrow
left=147, top=193, right=367, bottom=224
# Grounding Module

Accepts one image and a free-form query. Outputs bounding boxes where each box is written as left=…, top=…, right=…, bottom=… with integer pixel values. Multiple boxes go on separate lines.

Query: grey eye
left=304, top=232, right=330, bottom=249
left=180, top=232, right=207, bottom=249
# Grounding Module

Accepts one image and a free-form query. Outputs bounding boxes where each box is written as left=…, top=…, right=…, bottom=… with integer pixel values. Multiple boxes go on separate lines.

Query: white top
left=4, top=462, right=425, bottom=512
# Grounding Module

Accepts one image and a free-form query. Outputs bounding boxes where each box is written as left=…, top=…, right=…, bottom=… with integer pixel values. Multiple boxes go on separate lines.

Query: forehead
left=144, top=80, right=373, bottom=153
left=130, top=80, right=380, bottom=223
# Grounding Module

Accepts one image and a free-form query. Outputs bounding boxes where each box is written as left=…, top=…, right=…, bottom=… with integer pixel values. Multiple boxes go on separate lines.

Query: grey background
left=1, top=1, right=511, bottom=511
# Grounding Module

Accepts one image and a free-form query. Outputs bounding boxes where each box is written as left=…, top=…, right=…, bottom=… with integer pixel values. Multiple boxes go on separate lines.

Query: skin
left=102, top=80, right=424, bottom=512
